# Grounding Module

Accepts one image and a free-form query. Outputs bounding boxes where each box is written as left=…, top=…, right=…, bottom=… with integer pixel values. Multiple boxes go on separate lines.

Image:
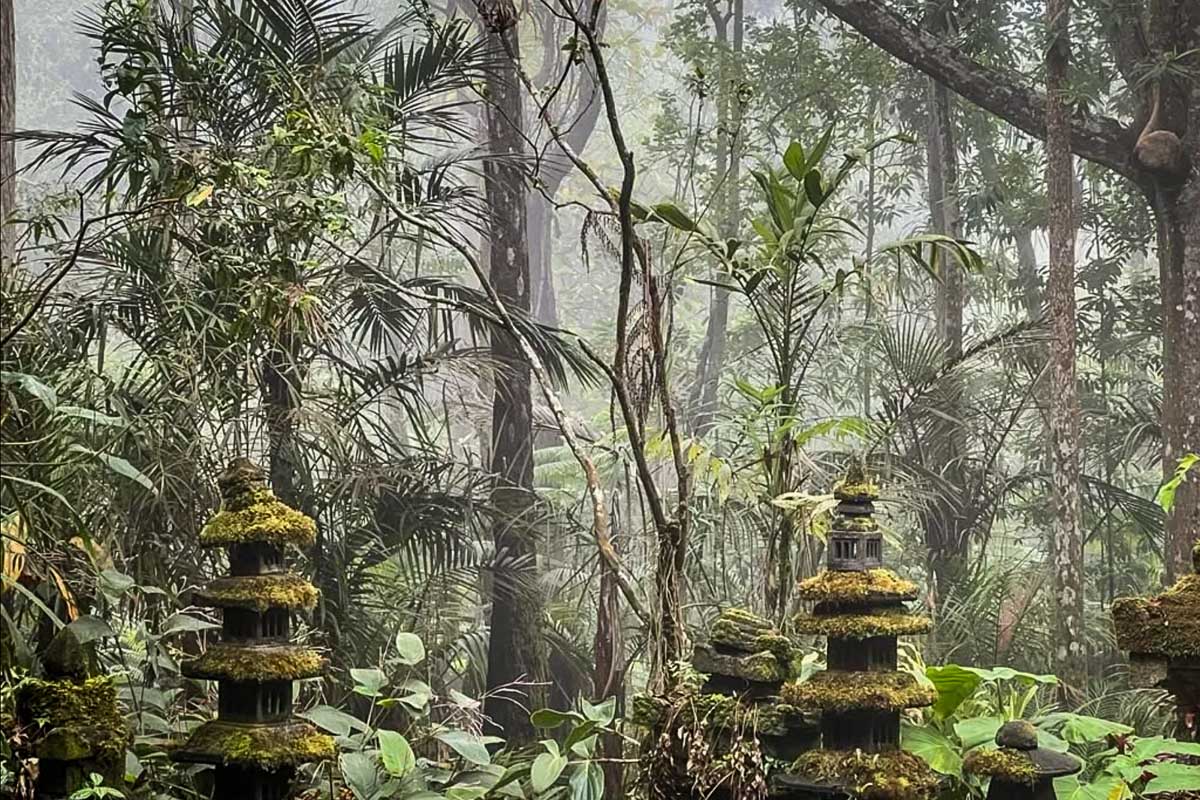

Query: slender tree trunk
left=922, top=50, right=968, bottom=599
left=1, top=0, right=15, bottom=268
left=692, top=0, right=743, bottom=435
left=477, top=0, right=544, bottom=744
left=1045, top=0, right=1086, bottom=692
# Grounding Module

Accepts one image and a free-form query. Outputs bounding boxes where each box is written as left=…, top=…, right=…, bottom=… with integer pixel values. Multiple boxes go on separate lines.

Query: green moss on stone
left=630, top=690, right=806, bottom=738
left=831, top=517, right=879, bottom=533
left=789, top=749, right=939, bottom=800
left=832, top=465, right=879, bottom=502
left=16, top=676, right=129, bottom=762
left=692, top=643, right=786, bottom=684
left=182, top=644, right=326, bottom=682
left=1113, top=574, right=1200, bottom=659
left=792, top=611, right=932, bottom=639
left=962, top=747, right=1038, bottom=785
left=173, top=720, right=334, bottom=768
left=710, top=608, right=772, bottom=649
left=781, top=671, right=934, bottom=711
left=796, top=569, right=919, bottom=604
left=193, top=574, right=318, bottom=611
left=200, top=491, right=317, bottom=549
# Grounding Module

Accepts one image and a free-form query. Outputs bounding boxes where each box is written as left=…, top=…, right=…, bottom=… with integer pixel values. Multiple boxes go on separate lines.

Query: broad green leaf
left=99, top=569, right=136, bottom=599
left=351, top=667, right=387, bottom=697
left=580, top=696, right=616, bottom=725
left=531, top=708, right=580, bottom=728
left=650, top=202, right=699, bottom=233
left=926, top=664, right=982, bottom=718
left=161, top=613, right=219, bottom=636
left=567, top=762, right=603, bottom=800
left=1053, top=775, right=1128, bottom=800
left=394, top=631, right=426, bottom=666
left=901, top=722, right=962, bottom=777
left=531, top=752, right=567, bottom=793
left=437, top=730, right=490, bottom=766
left=302, top=705, right=367, bottom=737
left=66, top=614, right=115, bottom=644
left=953, top=716, right=1002, bottom=749
left=340, top=752, right=381, bottom=799
left=1143, top=762, right=1200, bottom=793
left=805, top=125, right=834, bottom=171
left=185, top=183, right=214, bottom=206
left=1, top=371, right=57, bottom=410
left=68, top=445, right=155, bottom=492
left=1052, top=714, right=1133, bottom=744
left=378, top=730, right=415, bottom=777
left=782, top=142, right=806, bottom=181
left=803, top=169, right=824, bottom=207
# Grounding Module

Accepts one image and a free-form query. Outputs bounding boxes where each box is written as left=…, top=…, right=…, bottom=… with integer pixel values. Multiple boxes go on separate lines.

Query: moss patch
left=16, top=676, right=129, bottom=762
left=194, top=574, right=318, bottom=611
left=831, top=517, right=879, bottom=533
left=796, top=569, right=919, bottom=604
left=182, top=644, right=326, bottom=682
left=710, top=609, right=793, bottom=663
left=173, top=720, right=334, bottom=768
left=962, top=747, right=1038, bottom=785
left=789, top=749, right=939, bottom=800
left=1113, top=575, right=1200, bottom=659
left=693, top=643, right=786, bottom=684
left=200, top=491, right=317, bottom=549
left=833, top=467, right=879, bottom=501
left=792, top=611, right=932, bottom=639
left=781, top=671, right=934, bottom=711
left=630, top=690, right=807, bottom=738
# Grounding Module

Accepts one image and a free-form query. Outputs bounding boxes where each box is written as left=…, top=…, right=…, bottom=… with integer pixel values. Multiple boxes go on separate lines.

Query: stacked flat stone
left=775, top=468, right=939, bottom=799
left=1112, top=538, right=1200, bottom=741
left=172, top=459, right=334, bottom=800
left=14, top=627, right=130, bottom=797
left=631, top=608, right=818, bottom=773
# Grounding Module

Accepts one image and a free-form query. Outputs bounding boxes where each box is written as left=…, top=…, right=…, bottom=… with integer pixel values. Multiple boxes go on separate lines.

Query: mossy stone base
left=785, top=749, right=940, bottom=799
left=193, top=573, right=319, bottom=611
left=182, top=643, right=327, bottom=682
left=796, top=569, right=919, bottom=604
left=963, top=747, right=1038, bottom=786
left=781, top=671, right=935, bottom=712
left=172, top=719, right=334, bottom=768
left=1114, top=575, right=1200, bottom=659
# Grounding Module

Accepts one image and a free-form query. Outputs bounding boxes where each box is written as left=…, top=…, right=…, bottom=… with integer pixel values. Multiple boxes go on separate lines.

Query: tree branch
left=813, top=0, right=1138, bottom=180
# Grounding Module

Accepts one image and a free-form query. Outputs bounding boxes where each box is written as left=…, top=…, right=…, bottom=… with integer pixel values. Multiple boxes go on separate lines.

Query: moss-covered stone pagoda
left=14, top=626, right=129, bottom=797
left=1112, top=538, right=1200, bottom=741
left=962, top=720, right=1080, bottom=800
left=173, top=458, right=334, bottom=799
left=632, top=607, right=818, bottom=797
left=774, top=467, right=939, bottom=799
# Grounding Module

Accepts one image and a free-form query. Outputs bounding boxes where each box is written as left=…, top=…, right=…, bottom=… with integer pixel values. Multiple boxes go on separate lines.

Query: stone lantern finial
left=963, top=720, right=1081, bottom=799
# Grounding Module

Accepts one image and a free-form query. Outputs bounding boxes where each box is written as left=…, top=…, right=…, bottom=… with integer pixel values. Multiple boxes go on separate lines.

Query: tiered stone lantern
left=172, top=459, right=334, bottom=799
left=1112, top=538, right=1200, bottom=741
left=775, top=467, right=939, bottom=798
left=962, top=720, right=1080, bottom=799
left=14, top=627, right=129, bottom=797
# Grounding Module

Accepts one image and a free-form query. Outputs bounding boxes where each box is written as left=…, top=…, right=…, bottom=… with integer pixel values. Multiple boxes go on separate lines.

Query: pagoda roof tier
left=780, top=670, right=935, bottom=712
left=796, top=569, right=919, bottom=604
left=692, top=642, right=788, bottom=684
left=793, top=610, right=932, bottom=639
left=830, top=516, right=879, bottom=533
left=778, top=749, right=940, bottom=799
left=182, top=643, right=327, bottom=682
left=1112, top=574, right=1200, bottom=660
left=193, top=574, right=319, bottom=612
left=171, top=720, right=334, bottom=769
left=710, top=608, right=793, bottom=662
left=630, top=693, right=813, bottom=738
left=200, top=489, right=317, bottom=549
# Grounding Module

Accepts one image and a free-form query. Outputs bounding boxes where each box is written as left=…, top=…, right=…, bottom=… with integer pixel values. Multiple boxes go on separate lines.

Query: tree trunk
left=922, top=50, right=969, bottom=599
left=691, top=0, right=743, bottom=436
left=1, top=0, right=15, bottom=268
left=478, top=0, right=544, bottom=745
left=1045, top=0, right=1086, bottom=692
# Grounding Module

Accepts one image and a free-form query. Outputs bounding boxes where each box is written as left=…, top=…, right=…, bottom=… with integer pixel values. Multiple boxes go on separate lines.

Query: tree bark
left=1045, top=0, right=1086, bottom=691
left=692, top=0, right=744, bottom=436
left=477, top=0, right=544, bottom=744
left=1, top=0, right=15, bottom=268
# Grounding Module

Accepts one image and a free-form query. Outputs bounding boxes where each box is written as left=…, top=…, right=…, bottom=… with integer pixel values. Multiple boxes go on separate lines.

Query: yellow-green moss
left=781, top=671, right=934, bottom=711
left=1113, top=574, right=1200, bottom=659
left=15, top=676, right=129, bottom=761
left=193, top=574, right=319, bottom=611
left=631, top=690, right=806, bottom=737
left=182, top=644, right=326, bottom=682
left=792, top=611, right=932, bottom=639
left=797, top=569, right=919, bottom=604
left=200, top=492, right=317, bottom=549
left=710, top=608, right=793, bottom=662
left=831, top=517, right=879, bottom=533
left=173, top=720, right=334, bottom=768
left=962, top=747, right=1038, bottom=785
left=790, top=749, right=939, bottom=800
left=832, top=465, right=879, bottom=502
